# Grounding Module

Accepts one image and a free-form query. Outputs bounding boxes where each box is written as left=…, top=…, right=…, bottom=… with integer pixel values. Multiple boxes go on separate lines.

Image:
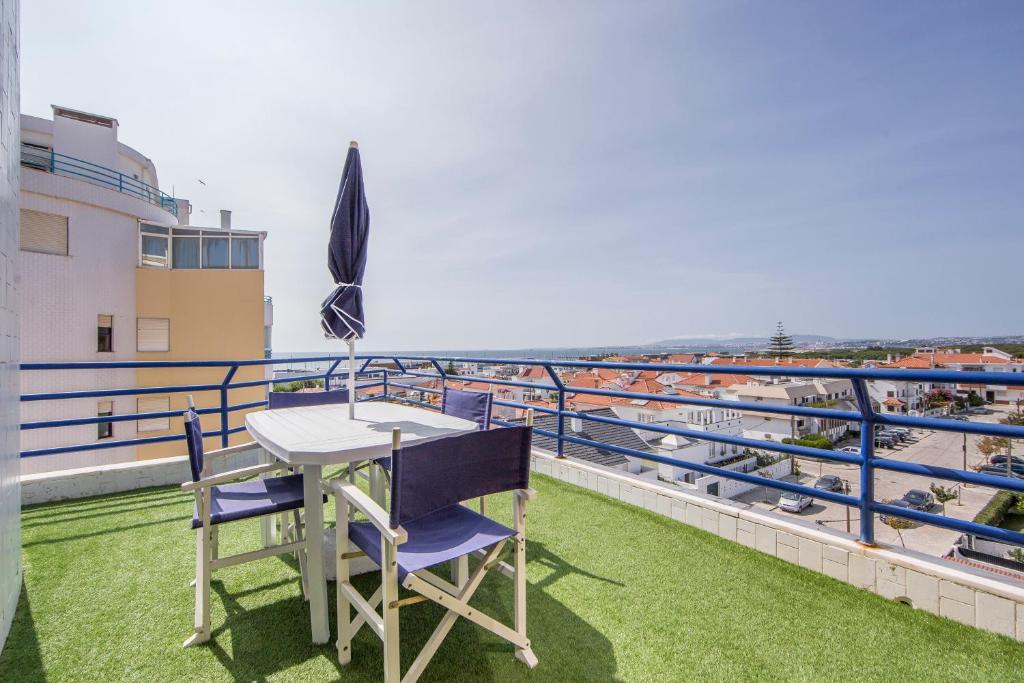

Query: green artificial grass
left=3, top=473, right=1024, bottom=681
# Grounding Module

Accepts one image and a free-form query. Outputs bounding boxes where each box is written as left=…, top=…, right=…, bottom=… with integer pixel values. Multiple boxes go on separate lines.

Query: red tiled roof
left=882, top=397, right=905, bottom=407
left=711, top=357, right=834, bottom=368
left=518, top=366, right=548, bottom=379
left=675, top=372, right=753, bottom=388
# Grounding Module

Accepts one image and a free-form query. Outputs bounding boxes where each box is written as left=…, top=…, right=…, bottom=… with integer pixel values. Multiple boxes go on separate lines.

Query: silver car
left=779, top=491, right=813, bottom=513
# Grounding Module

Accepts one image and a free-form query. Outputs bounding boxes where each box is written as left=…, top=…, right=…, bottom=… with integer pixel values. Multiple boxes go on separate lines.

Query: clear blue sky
left=21, top=2, right=1024, bottom=351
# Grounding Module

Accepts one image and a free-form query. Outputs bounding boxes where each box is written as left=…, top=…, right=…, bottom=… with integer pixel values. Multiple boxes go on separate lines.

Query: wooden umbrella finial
left=349, top=140, right=359, bottom=149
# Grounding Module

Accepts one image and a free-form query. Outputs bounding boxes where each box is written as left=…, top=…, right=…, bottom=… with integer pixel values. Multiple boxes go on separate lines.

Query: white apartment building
left=728, top=379, right=856, bottom=442
left=866, top=378, right=930, bottom=415
left=19, top=106, right=272, bottom=475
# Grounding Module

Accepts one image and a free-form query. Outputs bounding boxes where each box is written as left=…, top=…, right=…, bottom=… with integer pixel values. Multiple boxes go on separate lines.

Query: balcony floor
left=2, top=473, right=1023, bottom=681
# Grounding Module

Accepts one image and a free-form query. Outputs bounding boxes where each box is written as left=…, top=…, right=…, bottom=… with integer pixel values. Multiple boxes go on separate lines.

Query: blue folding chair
left=373, top=386, right=492, bottom=472
left=180, top=400, right=315, bottom=648
left=440, top=386, right=493, bottom=429
left=268, top=387, right=350, bottom=409
left=328, top=413, right=538, bottom=682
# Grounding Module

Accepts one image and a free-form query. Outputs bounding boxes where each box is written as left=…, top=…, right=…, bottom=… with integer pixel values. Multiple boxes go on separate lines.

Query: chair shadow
left=0, top=581, right=48, bottom=682
left=201, top=540, right=623, bottom=682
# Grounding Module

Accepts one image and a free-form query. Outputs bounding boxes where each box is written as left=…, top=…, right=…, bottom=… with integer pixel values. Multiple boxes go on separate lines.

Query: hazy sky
left=21, top=2, right=1024, bottom=352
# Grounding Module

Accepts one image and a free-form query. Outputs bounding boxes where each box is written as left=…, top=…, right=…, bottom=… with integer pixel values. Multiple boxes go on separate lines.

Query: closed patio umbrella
left=320, top=141, right=369, bottom=418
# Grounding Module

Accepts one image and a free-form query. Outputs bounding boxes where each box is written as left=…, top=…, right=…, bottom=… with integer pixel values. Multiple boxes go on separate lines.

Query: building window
left=97, top=315, right=113, bottom=352
left=137, top=396, right=171, bottom=432
left=97, top=401, right=113, bottom=440
left=231, top=237, right=260, bottom=268
left=140, top=223, right=170, bottom=268
left=172, top=232, right=201, bottom=268
left=202, top=236, right=229, bottom=268
left=20, top=209, right=68, bottom=255
left=137, top=318, right=170, bottom=352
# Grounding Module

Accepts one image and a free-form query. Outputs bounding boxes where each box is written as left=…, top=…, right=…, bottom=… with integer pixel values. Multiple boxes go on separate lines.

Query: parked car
left=967, top=407, right=988, bottom=415
left=889, top=427, right=913, bottom=439
left=978, top=466, right=1024, bottom=480
left=878, top=429, right=906, bottom=442
left=989, top=454, right=1024, bottom=467
left=874, top=434, right=896, bottom=448
left=980, top=462, right=1024, bottom=476
left=879, top=499, right=914, bottom=524
left=901, top=489, right=934, bottom=511
left=839, top=446, right=861, bottom=455
left=814, top=475, right=845, bottom=492
left=779, top=491, right=813, bottom=513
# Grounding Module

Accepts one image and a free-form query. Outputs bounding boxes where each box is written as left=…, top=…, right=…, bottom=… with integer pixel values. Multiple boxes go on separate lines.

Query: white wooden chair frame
left=181, top=438, right=310, bottom=648
left=326, top=427, right=539, bottom=682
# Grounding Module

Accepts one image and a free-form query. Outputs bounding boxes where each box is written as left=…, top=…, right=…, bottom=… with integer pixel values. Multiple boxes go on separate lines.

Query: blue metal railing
left=18, top=355, right=1024, bottom=549
left=21, top=143, right=178, bottom=216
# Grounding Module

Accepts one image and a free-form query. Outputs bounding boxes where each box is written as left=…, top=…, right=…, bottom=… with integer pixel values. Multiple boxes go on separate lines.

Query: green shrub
left=973, top=491, right=1019, bottom=528
left=272, top=378, right=324, bottom=393
left=782, top=434, right=835, bottom=450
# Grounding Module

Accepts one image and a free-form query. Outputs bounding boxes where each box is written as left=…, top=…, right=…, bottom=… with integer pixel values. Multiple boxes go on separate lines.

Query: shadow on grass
left=0, top=582, right=47, bottom=682
left=22, top=515, right=182, bottom=549
left=198, top=545, right=622, bottom=682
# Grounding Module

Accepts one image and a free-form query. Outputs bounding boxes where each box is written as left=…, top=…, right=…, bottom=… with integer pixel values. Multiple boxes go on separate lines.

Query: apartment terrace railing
left=21, top=142, right=178, bottom=216
left=19, top=356, right=1024, bottom=551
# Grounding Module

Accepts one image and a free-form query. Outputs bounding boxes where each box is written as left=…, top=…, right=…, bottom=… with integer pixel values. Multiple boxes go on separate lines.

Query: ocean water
left=270, top=345, right=660, bottom=374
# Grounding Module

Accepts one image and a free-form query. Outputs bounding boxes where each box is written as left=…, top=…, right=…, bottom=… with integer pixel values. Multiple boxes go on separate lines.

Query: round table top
left=245, top=401, right=479, bottom=465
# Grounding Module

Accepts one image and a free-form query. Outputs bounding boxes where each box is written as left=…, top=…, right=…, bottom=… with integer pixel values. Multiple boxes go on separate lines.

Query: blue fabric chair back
left=268, top=388, right=350, bottom=409
left=441, top=388, right=492, bottom=430
left=389, top=426, right=532, bottom=528
left=184, top=408, right=205, bottom=482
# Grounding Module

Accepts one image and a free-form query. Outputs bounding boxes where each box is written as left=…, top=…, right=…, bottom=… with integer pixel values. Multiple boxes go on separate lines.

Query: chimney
left=886, top=352, right=892, bottom=364
left=220, top=209, right=232, bottom=230
left=570, top=417, right=583, bottom=433
left=930, top=351, right=935, bottom=369
left=704, top=373, right=712, bottom=386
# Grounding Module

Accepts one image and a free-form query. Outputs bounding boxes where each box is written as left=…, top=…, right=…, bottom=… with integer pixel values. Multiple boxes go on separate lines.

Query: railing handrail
left=18, top=353, right=1024, bottom=549
left=20, top=143, right=178, bottom=217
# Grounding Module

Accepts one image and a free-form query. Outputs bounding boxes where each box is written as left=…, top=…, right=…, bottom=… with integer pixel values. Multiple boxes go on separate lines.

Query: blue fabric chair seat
left=348, top=504, right=515, bottom=582
left=191, top=473, right=323, bottom=529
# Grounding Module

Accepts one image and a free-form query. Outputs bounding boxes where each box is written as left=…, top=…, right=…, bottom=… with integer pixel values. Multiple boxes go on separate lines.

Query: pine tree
left=768, top=321, right=795, bottom=357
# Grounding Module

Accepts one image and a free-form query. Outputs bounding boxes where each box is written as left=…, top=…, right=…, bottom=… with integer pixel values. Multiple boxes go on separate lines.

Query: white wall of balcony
left=0, top=0, right=19, bottom=652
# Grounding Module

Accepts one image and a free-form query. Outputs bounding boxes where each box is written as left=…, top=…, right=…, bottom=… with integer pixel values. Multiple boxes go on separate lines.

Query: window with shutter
left=137, top=396, right=170, bottom=432
left=20, top=209, right=68, bottom=255
left=137, top=318, right=170, bottom=352
left=97, top=314, right=113, bottom=352
left=97, top=401, right=113, bottom=440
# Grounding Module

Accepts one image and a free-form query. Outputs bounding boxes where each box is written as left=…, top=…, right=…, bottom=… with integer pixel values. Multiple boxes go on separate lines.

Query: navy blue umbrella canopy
left=320, top=142, right=369, bottom=341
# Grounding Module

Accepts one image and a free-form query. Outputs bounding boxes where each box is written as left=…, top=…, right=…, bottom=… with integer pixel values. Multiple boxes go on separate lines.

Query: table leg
left=303, top=464, right=329, bottom=644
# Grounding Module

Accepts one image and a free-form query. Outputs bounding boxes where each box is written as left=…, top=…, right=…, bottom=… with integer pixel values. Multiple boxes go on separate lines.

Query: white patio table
left=245, top=401, right=478, bottom=644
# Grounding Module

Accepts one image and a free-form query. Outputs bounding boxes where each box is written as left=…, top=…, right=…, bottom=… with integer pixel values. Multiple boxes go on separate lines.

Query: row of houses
left=385, top=346, right=1022, bottom=498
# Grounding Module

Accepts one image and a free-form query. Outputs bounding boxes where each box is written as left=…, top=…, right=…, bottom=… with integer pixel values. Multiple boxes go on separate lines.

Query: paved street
left=734, top=406, right=1014, bottom=557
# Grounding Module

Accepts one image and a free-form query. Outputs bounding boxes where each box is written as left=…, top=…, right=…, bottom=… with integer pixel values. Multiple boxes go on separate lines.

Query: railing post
left=220, top=365, right=238, bottom=448
left=323, top=359, right=341, bottom=391
left=49, top=149, right=55, bottom=173
left=118, top=172, right=124, bottom=192
left=543, top=364, right=566, bottom=458
left=382, top=368, right=389, bottom=403
left=852, top=379, right=876, bottom=546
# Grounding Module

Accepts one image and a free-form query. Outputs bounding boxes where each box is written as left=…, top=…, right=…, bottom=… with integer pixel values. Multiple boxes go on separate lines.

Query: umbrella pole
left=347, top=338, right=356, bottom=420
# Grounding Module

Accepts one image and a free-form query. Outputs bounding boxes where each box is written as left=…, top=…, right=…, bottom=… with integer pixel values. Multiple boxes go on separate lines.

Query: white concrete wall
left=0, top=0, right=19, bottom=653
left=533, top=452, right=1024, bottom=641
left=18, top=167, right=176, bottom=475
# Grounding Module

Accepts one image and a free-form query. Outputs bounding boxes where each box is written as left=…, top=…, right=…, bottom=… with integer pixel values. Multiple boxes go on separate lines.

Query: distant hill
left=645, top=334, right=837, bottom=350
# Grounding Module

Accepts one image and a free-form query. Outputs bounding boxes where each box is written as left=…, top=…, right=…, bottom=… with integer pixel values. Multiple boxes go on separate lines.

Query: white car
left=839, top=446, right=860, bottom=455
left=779, top=491, right=813, bottom=513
